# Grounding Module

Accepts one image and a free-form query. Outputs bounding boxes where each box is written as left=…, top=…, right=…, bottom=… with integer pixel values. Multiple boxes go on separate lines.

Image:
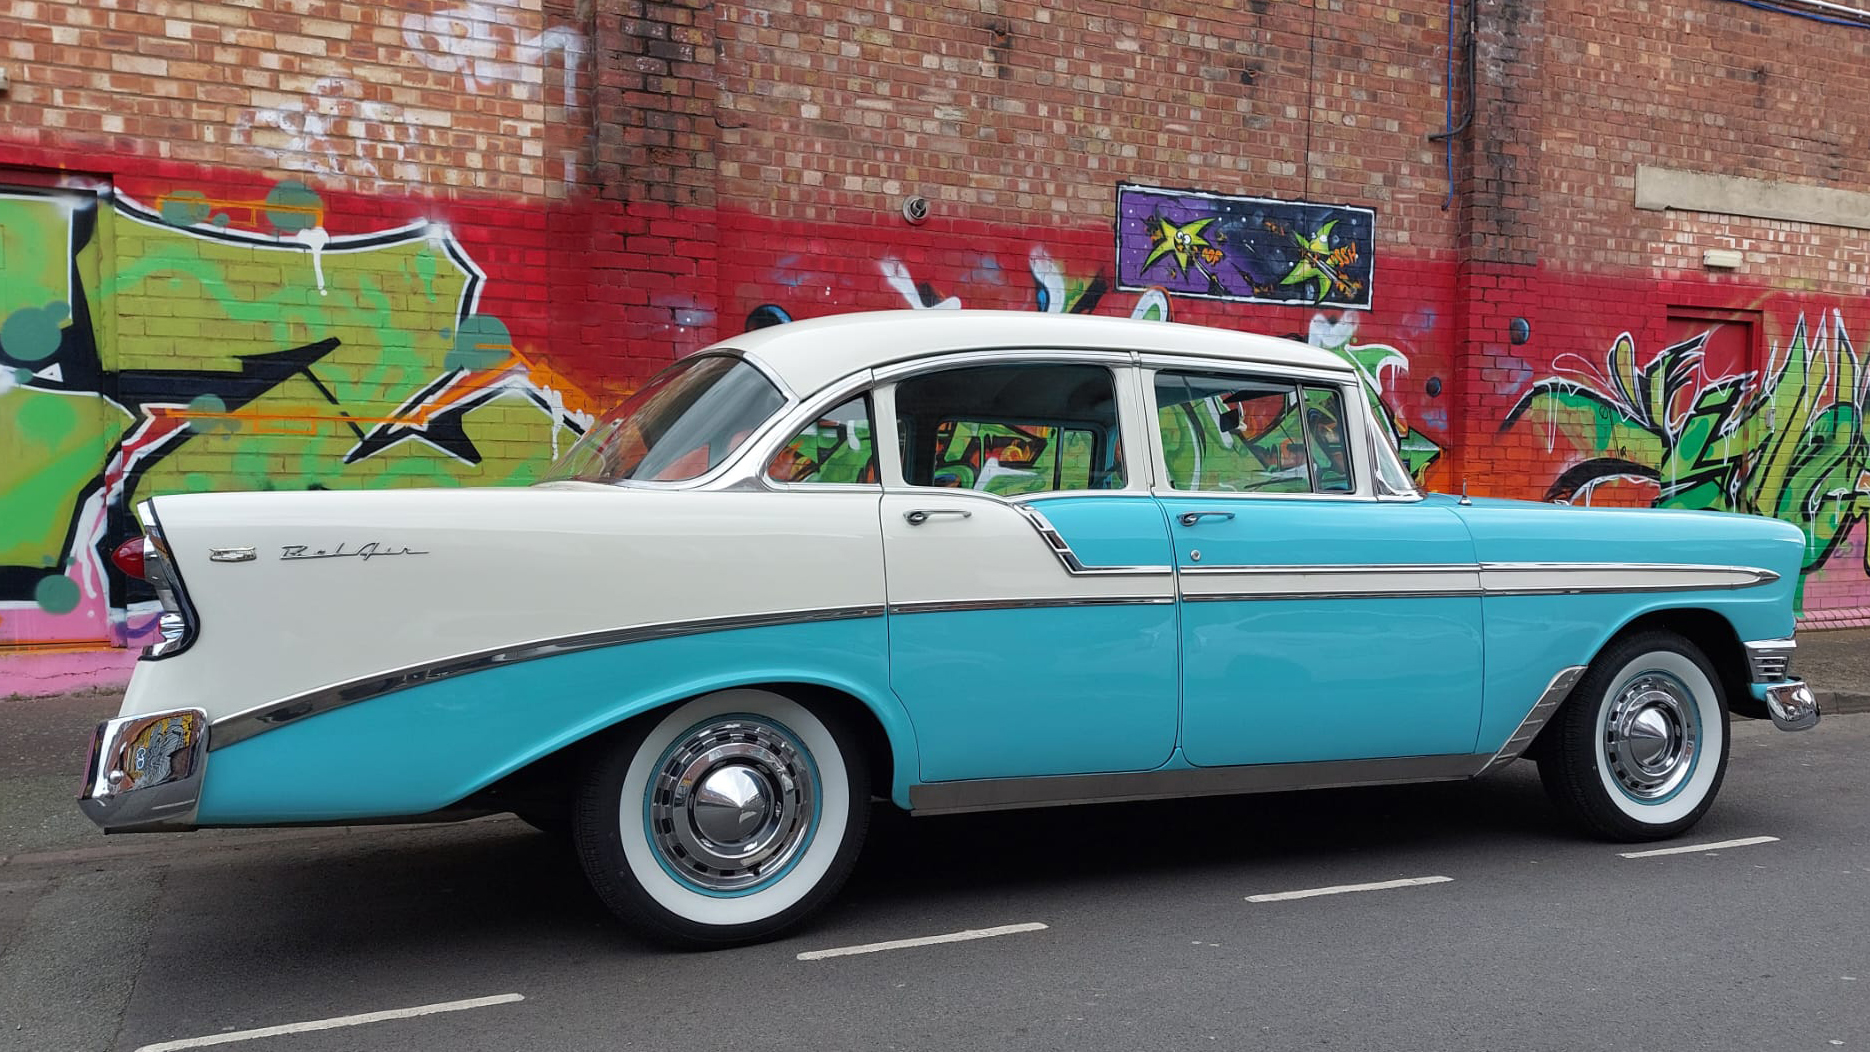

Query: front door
left=880, top=360, right=1180, bottom=783
left=1149, top=368, right=1485, bottom=767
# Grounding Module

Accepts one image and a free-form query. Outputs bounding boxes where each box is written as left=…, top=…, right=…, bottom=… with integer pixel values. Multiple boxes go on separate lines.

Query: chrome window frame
left=569, top=349, right=805, bottom=493
left=1367, top=400, right=1423, bottom=502
left=1137, top=356, right=1373, bottom=502
left=758, top=389, right=884, bottom=491
left=870, top=349, right=1153, bottom=500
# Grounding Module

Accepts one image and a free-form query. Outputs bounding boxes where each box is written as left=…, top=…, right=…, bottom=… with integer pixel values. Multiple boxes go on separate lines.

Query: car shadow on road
left=129, top=761, right=1570, bottom=984
left=844, top=763, right=1568, bottom=905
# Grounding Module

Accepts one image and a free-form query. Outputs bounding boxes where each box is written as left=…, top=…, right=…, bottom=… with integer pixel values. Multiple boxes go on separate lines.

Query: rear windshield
left=543, top=356, right=786, bottom=484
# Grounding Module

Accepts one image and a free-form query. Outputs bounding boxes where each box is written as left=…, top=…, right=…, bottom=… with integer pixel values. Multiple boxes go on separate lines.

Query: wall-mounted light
left=1702, top=248, right=1743, bottom=270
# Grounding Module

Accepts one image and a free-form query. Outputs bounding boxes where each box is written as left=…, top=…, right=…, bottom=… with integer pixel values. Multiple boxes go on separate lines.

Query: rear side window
left=767, top=395, right=878, bottom=485
left=1155, top=372, right=1354, bottom=494
left=894, top=363, right=1125, bottom=496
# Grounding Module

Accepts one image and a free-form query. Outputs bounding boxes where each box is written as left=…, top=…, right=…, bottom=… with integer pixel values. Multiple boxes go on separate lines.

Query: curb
left=1815, top=691, right=1870, bottom=716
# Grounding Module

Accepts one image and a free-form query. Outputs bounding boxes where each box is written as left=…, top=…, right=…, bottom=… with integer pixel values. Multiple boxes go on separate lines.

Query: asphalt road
left=2, top=699, right=1866, bottom=1052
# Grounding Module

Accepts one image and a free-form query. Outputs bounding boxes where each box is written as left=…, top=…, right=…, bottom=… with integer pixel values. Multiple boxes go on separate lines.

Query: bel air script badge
left=280, top=542, right=428, bottom=562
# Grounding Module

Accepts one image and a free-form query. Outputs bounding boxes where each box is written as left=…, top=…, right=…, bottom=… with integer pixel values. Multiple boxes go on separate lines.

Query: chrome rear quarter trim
left=210, top=605, right=887, bottom=750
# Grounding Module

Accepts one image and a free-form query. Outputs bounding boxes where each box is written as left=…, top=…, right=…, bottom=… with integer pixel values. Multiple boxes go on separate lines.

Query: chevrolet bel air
left=81, top=310, right=1820, bottom=947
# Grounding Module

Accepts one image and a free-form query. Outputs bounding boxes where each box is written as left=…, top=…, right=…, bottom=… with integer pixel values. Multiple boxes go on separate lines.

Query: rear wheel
left=1537, top=630, right=1729, bottom=841
left=573, top=689, right=870, bottom=948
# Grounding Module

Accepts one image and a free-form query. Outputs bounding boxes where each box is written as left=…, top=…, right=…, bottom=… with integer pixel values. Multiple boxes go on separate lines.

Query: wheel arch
left=1519, top=605, right=1755, bottom=765
left=1597, top=607, right=1759, bottom=719
left=472, top=674, right=914, bottom=819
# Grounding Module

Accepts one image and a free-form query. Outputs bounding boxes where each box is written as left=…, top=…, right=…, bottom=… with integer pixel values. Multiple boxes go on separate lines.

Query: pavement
left=0, top=707, right=1865, bottom=1051
left=0, top=629, right=1864, bottom=1051
left=1787, top=627, right=1870, bottom=713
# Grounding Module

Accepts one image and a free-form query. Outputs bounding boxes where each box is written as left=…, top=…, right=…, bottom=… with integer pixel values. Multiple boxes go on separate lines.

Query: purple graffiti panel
left=1115, top=184, right=1376, bottom=309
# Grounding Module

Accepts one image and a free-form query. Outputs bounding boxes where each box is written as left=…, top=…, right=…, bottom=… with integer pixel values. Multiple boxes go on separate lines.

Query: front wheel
left=1536, top=631, right=1730, bottom=841
left=573, top=689, right=870, bottom=948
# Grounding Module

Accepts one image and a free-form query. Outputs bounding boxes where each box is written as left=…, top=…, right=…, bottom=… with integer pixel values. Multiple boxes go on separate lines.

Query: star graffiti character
left=1141, top=213, right=1223, bottom=289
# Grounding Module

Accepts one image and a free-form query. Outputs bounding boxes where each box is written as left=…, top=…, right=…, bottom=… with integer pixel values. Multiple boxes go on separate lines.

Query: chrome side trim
left=1182, top=563, right=1476, bottom=576
left=1175, top=561, right=1780, bottom=600
left=1187, top=588, right=1483, bottom=602
left=908, top=753, right=1487, bottom=815
left=889, top=596, right=1176, bottom=616
left=1477, top=561, right=1780, bottom=595
left=1744, top=637, right=1797, bottom=683
left=210, top=605, right=888, bottom=749
left=1479, top=665, right=1588, bottom=774
left=1009, top=502, right=1174, bottom=577
left=79, top=708, right=210, bottom=832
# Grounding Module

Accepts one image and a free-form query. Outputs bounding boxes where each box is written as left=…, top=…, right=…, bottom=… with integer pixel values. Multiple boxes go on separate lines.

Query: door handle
left=1178, top=510, right=1236, bottom=527
left=904, top=508, right=973, bottom=526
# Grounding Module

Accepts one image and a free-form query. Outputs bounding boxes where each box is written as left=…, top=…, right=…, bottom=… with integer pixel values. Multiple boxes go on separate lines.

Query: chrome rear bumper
left=78, top=708, right=209, bottom=832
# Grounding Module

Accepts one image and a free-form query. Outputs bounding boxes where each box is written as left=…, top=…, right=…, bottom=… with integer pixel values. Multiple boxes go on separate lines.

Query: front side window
left=767, top=396, right=878, bottom=485
left=1155, top=372, right=1355, bottom=494
left=894, top=363, right=1125, bottom=496
left=543, top=355, right=785, bottom=484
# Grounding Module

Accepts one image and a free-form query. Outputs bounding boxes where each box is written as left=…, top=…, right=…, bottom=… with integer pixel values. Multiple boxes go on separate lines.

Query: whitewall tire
left=1536, top=631, right=1730, bottom=841
left=574, top=689, right=871, bottom=948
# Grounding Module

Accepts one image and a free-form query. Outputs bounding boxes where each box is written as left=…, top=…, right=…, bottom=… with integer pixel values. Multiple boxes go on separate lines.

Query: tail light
left=111, top=537, right=148, bottom=580
left=133, top=501, right=198, bottom=659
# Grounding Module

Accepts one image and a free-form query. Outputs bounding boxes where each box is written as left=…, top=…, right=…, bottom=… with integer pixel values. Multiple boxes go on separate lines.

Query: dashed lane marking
left=1246, top=875, right=1454, bottom=903
left=797, top=922, right=1049, bottom=960
left=1618, top=835, right=1780, bottom=859
left=132, top=993, right=525, bottom=1051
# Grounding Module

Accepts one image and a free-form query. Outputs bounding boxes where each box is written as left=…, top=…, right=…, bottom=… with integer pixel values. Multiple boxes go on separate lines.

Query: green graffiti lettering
left=1502, top=312, right=1870, bottom=607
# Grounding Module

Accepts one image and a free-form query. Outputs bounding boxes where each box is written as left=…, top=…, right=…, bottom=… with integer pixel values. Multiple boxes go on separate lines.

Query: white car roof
left=711, top=310, right=1354, bottom=398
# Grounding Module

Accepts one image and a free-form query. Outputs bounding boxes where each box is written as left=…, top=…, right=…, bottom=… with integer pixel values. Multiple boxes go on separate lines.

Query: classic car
left=81, top=310, right=1820, bottom=947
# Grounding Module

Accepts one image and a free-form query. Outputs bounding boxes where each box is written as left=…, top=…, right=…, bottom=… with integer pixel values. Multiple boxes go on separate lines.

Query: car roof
left=710, top=310, right=1355, bottom=397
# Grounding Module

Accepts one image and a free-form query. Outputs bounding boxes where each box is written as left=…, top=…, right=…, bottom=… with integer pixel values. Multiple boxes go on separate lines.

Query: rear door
left=1147, top=364, right=1486, bottom=767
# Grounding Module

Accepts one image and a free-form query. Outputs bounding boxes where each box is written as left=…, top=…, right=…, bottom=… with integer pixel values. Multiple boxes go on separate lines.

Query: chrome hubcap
left=647, top=717, right=815, bottom=892
left=1604, top=672, right=1699, bottom=800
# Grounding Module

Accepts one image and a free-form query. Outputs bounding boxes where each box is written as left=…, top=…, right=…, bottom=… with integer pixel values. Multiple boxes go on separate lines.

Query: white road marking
left=1618, top=835, right=1780, bottom=859
left=797, top=922, right=1049, bottom=960
left=1246, top=875, right=1453, bottom=903
left=131, top=994, right=525, bottom=1052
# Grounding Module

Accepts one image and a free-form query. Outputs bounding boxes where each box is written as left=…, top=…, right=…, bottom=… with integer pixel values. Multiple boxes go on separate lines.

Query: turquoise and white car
left=81, top=310, right=1820, bottom=947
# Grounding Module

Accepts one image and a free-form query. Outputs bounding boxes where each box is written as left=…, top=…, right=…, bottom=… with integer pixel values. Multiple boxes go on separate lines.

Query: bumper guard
left=1759, top=680, right=1820, bottom=732
left=78, top=708, right=210, bottom=832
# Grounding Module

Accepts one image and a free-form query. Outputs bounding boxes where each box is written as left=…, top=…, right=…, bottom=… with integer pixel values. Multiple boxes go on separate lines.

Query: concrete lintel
left=1635, top=165, right=1870, bottom=232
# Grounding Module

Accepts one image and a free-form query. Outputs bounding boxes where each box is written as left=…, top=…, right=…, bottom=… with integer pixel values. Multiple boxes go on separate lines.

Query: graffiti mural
left=1502, top=311, right=1870, bottom=599
left=0, top=183, right=589, bottom=646
left=1304, top=313, right=1441, bottom=479
left=1116, top=185, right=1376, bottom=309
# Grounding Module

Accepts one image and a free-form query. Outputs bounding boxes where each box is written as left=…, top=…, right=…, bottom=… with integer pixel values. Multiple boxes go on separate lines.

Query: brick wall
left=3, top=0, right=1869, bottom=668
